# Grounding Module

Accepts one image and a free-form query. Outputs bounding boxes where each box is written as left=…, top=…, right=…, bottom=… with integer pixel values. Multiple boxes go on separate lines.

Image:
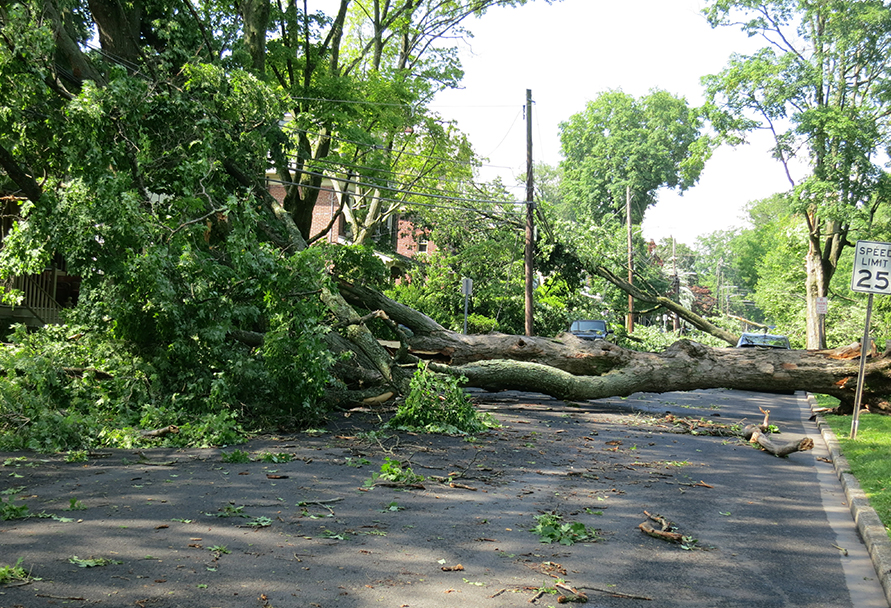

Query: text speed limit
left=852, top=240, right=891, bottom=295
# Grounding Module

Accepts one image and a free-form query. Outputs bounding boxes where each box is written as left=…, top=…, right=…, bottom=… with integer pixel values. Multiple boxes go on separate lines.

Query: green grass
left=814, top=394, right=891, bottom=540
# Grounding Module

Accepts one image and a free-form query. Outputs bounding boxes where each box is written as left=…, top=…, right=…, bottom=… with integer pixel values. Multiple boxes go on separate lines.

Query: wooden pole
left=626, top=185, right=634, bottom=334
left=524, top=89, right=534, bottom=337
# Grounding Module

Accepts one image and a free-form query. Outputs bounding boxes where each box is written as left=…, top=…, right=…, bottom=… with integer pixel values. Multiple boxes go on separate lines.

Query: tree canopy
left=558, top=89, right=710, bottom=224
left=0, top=0, right=555, bottom=449
left=702, top=0, right=891, bottom=348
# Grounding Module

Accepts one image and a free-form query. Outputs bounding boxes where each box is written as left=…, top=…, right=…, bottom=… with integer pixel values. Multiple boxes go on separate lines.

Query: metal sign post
left=461, top=277, right=473, bottom=335
left=850, top=294, right=873, bottom=439
left=849, top=240, right=891, bottom=438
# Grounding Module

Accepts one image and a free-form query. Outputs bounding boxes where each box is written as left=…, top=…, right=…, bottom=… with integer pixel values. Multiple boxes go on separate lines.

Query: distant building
left=266, top=178, right=436, bottom=273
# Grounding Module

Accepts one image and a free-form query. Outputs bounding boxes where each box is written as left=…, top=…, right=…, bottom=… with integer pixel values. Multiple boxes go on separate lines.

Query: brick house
left=266, top=178, right=436, bottom=266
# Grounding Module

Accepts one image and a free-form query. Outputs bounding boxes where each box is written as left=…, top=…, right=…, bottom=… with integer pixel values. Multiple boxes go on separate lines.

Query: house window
left=418, top=238, right=428, bottom=253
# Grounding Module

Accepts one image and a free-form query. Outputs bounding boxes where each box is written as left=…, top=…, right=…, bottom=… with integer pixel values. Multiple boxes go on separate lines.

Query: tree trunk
left=336, top=280, right=891, bottom=413
left=87, top=0, right=143, bottom=66
left=240, top=0, right=270, bottom=75
left=805, top=238, right=828, bottom=350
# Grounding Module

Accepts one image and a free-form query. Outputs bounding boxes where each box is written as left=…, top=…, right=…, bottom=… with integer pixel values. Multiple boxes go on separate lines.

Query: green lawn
left=814, top=394, right=891, bottom=540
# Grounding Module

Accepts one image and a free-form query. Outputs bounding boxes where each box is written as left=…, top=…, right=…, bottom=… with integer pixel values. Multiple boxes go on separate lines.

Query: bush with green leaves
left=385, top=363, right=497, bottom=434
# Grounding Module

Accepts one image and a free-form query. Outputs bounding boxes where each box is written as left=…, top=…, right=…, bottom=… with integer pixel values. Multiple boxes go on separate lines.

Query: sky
left=428, top=0, right=801, bottom=246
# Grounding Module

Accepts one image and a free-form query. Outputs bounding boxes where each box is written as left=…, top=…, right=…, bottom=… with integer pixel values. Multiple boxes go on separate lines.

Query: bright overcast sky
left=429, top=0, right=801, bottom=246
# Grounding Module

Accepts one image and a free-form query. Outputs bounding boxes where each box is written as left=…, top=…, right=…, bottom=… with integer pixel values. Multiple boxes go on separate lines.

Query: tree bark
left=332, top=280, right=891, bottom=413
left=433, top=335, right=891, bottom=413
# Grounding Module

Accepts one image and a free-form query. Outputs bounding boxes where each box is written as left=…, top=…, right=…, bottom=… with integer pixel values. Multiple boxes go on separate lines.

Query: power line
left=270, top=170, right=523, bottom=209
left=293, top=127, right=517, bottom=171
left=266, top=176, right=527, bottom=219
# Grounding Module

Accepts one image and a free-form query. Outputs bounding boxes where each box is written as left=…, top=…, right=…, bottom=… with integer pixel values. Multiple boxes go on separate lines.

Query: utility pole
left=672, top=236, right=679, bottom=331
left=626, top=185, right=634, bottom=334
left=524, top=89, right=534, bottom=337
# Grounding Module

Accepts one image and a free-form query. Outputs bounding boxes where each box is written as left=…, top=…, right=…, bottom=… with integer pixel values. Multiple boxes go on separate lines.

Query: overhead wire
left=78, top=38, right=539, bottom=225
left=271, top=169, right=524, bottom=209
left=293, top=127, right=517, bottom=171
left=267, top=176, right=525, bottom=220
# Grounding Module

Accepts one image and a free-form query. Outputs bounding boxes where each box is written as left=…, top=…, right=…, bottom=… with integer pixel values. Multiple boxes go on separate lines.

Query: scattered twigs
left=296, top=498, right=343, bottom=506
left=37, top=594, right=87, bottom=600
left=832, top=543, right=849, bottom=556
left=578, top=585, right=653, bottom=601
left=448, top=481, right=477, bottom=490
left=135, top=451, right=177, bottom=466
left=297, top=497, right=342, bottom=516
left=648, top=409, right=814, bottom=457
left=372, top=481, right=425, bottom=489
left=554, top=581, right=588, bottom=603
left=529, top=589, right=546, bottom=603
left=638, top=510, right=684, bottom=543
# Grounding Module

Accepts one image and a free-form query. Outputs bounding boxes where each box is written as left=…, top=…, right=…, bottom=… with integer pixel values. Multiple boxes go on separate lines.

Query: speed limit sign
left=851, top=240, right=891, bottom=294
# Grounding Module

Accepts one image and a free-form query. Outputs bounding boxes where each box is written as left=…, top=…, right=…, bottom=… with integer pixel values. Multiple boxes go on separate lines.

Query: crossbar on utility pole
left=524, top=88, right=534, bottom=337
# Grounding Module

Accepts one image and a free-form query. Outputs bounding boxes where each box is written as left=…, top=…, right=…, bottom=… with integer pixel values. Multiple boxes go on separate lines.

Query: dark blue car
left=569, top=319, right=612, bottom=341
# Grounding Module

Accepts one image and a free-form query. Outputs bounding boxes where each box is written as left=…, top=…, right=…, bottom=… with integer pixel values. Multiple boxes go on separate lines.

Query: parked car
left=735, top=332, right=791, bottom=349
left=569, top=319, right=613, bottom=341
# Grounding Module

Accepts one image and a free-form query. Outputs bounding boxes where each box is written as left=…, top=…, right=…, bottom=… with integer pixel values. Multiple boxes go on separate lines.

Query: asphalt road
left=0, top=388, right=887, bottom=608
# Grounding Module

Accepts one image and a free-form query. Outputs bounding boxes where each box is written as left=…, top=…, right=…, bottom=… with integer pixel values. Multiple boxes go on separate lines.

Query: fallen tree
left=334, top=281, right=891, bottom=415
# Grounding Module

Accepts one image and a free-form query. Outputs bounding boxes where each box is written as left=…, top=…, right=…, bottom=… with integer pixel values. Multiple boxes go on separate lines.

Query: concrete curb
left=808, top=393, right=891, bottom=608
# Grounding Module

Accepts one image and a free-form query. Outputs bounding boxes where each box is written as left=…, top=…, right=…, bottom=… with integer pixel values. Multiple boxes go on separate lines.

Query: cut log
left=739, top=408, right=815, bottom=456
left=745, top=428, right=815, bottom=457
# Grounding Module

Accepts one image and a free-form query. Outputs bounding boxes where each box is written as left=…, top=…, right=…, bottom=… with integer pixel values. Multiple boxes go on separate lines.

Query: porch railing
left=2, top=274, right=63, bottom=326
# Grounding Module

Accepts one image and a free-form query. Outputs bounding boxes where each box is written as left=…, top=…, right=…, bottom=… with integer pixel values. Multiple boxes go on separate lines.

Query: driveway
left=0, top=389, right=887, bottom=608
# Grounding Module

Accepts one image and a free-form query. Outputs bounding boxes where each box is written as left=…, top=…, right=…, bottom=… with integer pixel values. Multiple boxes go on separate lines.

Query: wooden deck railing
left=3, top=274, right=62, bottom=325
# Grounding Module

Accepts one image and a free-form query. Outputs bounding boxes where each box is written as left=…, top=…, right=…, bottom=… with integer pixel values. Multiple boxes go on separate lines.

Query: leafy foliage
left=365, top=458, right=425, bottom=486
left=0, top=497, right=29, bottom=521
left=0, top=0, right=552, bottom=452
left=0, top=558, right=37, bottom=585
left=702, top=0, right=891, bottom=347
left=385, top=363, right=497, bottom=434
left=559, top=89, right=710, bottom=224
left=530, top=512, right=599, bottom=545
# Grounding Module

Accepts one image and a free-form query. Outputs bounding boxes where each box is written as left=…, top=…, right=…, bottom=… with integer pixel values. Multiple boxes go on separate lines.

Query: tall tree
left=558, top=89, right=710, bottom=224
left=702, top=0, right=891, bottom=348
left=257, top=0, right=548, bottom=241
